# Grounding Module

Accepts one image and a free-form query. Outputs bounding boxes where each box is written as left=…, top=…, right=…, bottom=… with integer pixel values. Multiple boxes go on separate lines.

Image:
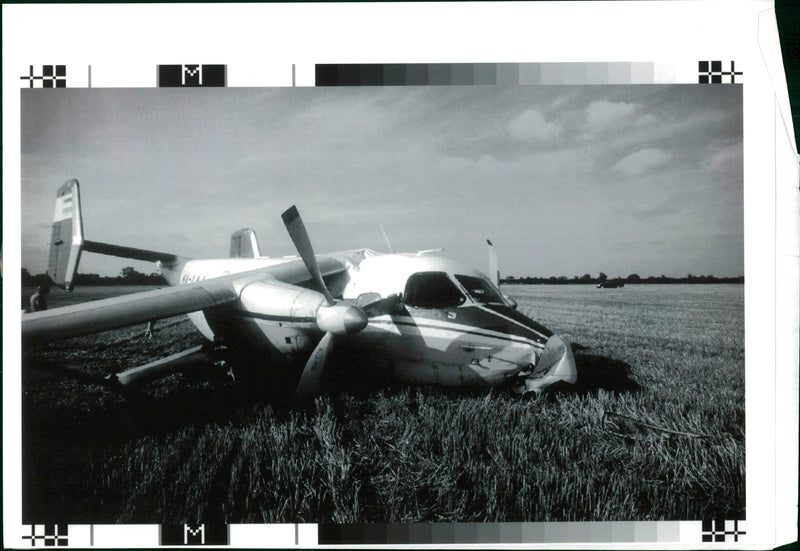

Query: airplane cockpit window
left=404, top=272, right=466, bottom=309
left=454, top=274, right=506, bottom=305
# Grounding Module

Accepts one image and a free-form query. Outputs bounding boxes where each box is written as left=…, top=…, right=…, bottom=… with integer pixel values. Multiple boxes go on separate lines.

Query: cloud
left=635, top=113, right=659, bottom=127
left=463, top=154, right=502, bottom=174
left=19, top=86, right=742, bottom=278
left=702, top=142, right=742, bottom=173
left=586, top=100, right=636, bottom=129
left=508, top=109, right=562, bottom=141
left=613, top=148, right=673, bottom=176
left=631, top=194, right=685, bottom=219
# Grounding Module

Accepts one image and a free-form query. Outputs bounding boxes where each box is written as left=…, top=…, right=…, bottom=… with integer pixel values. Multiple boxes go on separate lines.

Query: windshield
left=404, top=272, right=466, bottom=309
left=454, top=274, right=506, bottom=305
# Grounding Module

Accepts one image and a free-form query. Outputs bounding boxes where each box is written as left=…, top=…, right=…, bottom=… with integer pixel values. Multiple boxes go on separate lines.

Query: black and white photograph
left=4, top=1, right=798, bottom=548
left=19, top=82, right=745, bottom=524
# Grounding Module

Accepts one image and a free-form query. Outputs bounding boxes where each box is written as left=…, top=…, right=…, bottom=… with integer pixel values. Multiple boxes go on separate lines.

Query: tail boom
left=46, top=180, right=184, bottom=289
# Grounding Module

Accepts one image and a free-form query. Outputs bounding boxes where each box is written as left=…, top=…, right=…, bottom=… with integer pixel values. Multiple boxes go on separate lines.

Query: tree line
left=22, top=267, right=744, bottom=288
left=22, top=267, right=166, bottom=287
left=501, top=272, right=744, bottom=285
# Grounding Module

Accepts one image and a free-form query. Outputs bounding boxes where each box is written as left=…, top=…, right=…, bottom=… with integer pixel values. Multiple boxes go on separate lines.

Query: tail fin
left=46, top=179, right=184, bottom=290
left=47, top=180, right=84, bottom=290
left=229, top=228, right=261, bottom=258
left=487, top=239, right=500, bottom=287
left=487, top=239, right=517, bottom=309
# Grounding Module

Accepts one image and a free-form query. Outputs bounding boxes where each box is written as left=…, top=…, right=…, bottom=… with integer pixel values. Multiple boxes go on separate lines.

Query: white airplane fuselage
left=168, top=249, right=553, bottom=389
left=25, top=180, right=577, bottom=398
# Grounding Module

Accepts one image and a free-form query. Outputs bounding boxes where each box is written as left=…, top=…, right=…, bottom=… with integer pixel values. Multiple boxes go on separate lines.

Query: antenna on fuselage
left=380, top=224, right=394, bottom=253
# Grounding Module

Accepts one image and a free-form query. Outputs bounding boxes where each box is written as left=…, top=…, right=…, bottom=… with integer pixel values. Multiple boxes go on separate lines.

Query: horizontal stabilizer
left=83, top=240, right=179, bottom=264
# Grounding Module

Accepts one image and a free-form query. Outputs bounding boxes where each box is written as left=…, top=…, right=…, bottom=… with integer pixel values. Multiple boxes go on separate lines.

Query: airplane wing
left=22, top=279, right=239, bottom=344
left=22, top=256, right=348, bottom=344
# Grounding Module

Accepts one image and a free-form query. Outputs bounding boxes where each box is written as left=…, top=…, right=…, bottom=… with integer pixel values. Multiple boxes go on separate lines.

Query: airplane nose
left=519, top=334, right=577, bottom=395
left=316, top=303, right=369, bottom=335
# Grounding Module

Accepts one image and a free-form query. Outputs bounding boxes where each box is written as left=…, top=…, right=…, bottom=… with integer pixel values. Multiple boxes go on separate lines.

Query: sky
left=20, top=84, right=743, bottom=279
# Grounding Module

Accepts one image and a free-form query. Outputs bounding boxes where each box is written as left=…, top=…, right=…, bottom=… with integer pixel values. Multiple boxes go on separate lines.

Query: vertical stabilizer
left=487, top=239, right=500, bottom=287
left=229, top=228, right=261, bottom=258
left=47, top=180, right=84, bottom=290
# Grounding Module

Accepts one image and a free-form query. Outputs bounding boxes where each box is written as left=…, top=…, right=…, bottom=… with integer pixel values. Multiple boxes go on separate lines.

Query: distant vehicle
left=597, top=280, right=625, bottom=288
left=22, top=180, right=578, bottom=400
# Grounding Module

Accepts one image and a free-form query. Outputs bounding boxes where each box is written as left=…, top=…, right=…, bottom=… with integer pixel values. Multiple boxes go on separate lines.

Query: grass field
left=21, top=284, right=744, bottom=524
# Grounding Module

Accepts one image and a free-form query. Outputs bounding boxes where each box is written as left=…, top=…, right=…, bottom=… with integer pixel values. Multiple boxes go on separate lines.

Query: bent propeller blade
left=293, top=330, right=335, bottom=400
left=282, top=205, right=335, bottom=306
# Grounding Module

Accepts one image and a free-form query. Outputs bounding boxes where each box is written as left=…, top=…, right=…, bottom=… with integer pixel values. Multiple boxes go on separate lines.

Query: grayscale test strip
left=315, top=62, right=660, bottom=85
left=19, top=520, right=747, bottom=546
left=17, top=60, right=746, bottom=89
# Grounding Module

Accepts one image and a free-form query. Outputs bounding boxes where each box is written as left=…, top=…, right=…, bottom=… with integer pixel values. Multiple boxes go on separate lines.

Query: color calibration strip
left=318, top=521, right=683, bottom=544
left=316, top=62, right=658, bottom=86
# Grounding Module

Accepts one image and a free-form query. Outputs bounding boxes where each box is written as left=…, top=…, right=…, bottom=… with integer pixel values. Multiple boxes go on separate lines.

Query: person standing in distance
left=30, top=283, right=49, bottom=312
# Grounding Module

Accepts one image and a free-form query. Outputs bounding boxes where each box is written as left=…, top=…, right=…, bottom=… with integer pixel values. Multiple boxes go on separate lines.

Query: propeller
left=291, top=331, right=335, bottom=400
left=282, top=206, right=336, bottom=306
left=282, top=205, right=370, bottom=400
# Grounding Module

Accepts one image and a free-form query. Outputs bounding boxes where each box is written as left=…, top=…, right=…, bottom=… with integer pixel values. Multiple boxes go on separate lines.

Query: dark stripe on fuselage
left=482, top=304, right=554, bottom=339
left=400, top=305, right=551, bottom=344
left=367, top=317, right=546, bottom=348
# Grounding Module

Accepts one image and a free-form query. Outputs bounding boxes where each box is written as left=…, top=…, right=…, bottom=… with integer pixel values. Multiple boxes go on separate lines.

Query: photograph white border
left=3, top=2, right=797, bottom=548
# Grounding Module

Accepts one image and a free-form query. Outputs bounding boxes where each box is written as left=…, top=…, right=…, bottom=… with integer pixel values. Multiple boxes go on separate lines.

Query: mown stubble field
left=21, top=284, right=744, bottom=524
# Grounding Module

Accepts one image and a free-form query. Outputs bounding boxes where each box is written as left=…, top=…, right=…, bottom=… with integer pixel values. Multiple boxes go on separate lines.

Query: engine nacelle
left=234, top=279, right=328, bottom=354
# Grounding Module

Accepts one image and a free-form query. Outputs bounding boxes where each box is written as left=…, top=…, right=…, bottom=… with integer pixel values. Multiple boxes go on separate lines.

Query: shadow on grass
left=570, top=343, right=640, bottom=394
left=24, top=341, right=640, bottom=447
left=25, top=367, right=266, bottom=441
